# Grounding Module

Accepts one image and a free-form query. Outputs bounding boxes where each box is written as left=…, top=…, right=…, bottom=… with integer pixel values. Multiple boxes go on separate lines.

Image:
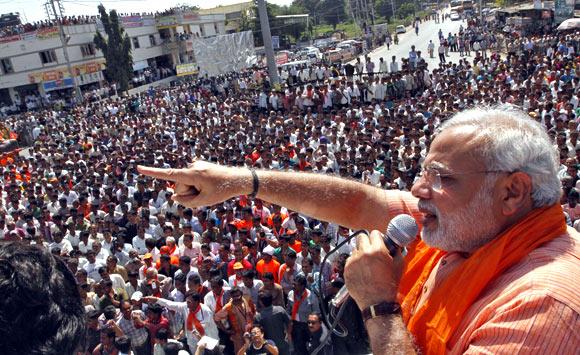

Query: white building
left=0, top=10, right=225, bottom=108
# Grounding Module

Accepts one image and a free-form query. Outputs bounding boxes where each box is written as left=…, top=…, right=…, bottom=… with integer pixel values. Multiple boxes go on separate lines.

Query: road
left=357, top=9, right=467, bottom=72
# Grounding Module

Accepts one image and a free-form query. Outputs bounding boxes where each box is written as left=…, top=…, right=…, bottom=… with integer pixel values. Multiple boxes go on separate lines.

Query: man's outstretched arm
left=138, top=161, right=392, bottom=231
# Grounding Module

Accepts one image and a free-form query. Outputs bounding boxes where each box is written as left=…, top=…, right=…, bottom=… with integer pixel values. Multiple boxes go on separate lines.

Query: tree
left=239, top=7, right=255, bottom=32
left=94, top=4, right=133, bottom=92
left=398, top=3, right=416, bottom=18
left=375, top=0, right=395, bottom=19
left=320, top=0, right=346, bottom=30
left=294, top=0, right=322, bottom=24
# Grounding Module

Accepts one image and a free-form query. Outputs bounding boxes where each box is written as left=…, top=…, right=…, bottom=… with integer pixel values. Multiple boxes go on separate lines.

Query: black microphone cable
left=311, top=229, right=367, bottom=355
left=316, top=229, right=367, bottom=330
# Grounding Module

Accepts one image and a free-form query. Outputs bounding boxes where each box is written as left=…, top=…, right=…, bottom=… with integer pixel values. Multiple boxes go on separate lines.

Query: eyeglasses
left=418, top=167, right=512, bottom=192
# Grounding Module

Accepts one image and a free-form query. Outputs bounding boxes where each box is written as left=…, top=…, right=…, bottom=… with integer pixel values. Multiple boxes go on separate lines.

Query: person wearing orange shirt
left=285, top=230, right=302, bottom=253
left=227, top=246, right=253, bottom=277
left=255, top=246, right=280, bottom=283
left=233, top=207, right=254, bottom=231
left=155, top=246, right=179, bottom=269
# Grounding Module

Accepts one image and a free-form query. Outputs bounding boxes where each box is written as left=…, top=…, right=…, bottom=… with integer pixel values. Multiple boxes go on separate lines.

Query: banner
left=272, top=36, right=280, bottom=49
left=191, top=31, right=255, bottom=77
left=276, top=52, right=288, bottom=65
left=0, top=35, right=20, bottom=44
left=176, top=63, right=198, bottom=76
left=43, top=78, right=74, bottom=91
left=28, top=60, right=104, bottom=83
left=157, top=16, right=178, bottom=29
left=121, top=16, right=144, bottom=28
left=73, top=61, right=104, bottom=76
left=21, top=32, right=37, bottom=41
left=36, top=27, right=59, bottom=40
left=181, top=13, right=199, bottom=22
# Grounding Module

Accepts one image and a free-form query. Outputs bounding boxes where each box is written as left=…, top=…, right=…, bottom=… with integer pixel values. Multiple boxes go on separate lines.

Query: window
left=132, top=37, right=140, bottom=49
left=39, top=50, right=57, bottom=64
left=0, top=58, right=14, bottom=74
left=149, top=34, right=156, bottom=46
left=80, top=43, right=96, bottom=57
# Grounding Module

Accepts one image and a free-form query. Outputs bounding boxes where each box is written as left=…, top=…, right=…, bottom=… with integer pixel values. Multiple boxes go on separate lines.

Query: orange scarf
left=291, top=290, right=307, bottom=321
left=186, top=304, right=205, bottom=336
left=214, top=291, right=224, bottom=312
left=398, top=204, right=566, bottom=354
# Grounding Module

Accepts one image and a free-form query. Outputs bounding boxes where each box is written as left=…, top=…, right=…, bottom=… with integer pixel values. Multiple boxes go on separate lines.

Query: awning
left=557, top=18, right=580, bottom=31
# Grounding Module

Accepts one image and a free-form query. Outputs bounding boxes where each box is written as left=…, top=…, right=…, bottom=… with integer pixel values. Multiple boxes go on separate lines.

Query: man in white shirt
left=180, top=232, right=201, bottom=260
left=144, top=292, right=219, bottom=353
left=50, top=231, right=73, bottom=256
left=390, top=56, right=400, bottom=73
left=84, top=250, right=105, bottom=282
left=379, top=57, right=389, bottom=76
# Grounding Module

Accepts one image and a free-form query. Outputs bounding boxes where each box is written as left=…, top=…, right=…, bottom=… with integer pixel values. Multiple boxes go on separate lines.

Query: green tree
left=375, top=0, right=395, bottom=19
left=398, top=3, right=416, bottom=18
left=320, top=0, right=346, bottom=30
left=239, top=6, right=255, bottom=32
left=294, top=0, right=322, bottom=24
left=94, top=4, right=133, bottom=92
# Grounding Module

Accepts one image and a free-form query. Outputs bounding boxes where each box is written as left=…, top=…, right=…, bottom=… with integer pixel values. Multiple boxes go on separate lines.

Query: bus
left=450, top=0, right=474, bottom=14
left=450, top=0, right=463, bottom=13
left=462, top=0, right=475, bottom=15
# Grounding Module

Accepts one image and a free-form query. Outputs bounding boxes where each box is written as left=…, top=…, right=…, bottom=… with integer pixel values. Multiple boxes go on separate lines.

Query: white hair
left=438, top=106, right=562, bottom=208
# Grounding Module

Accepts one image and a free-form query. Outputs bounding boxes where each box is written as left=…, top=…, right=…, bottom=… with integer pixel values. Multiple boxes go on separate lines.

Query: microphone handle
left=384, top=237, right=400, bottom=257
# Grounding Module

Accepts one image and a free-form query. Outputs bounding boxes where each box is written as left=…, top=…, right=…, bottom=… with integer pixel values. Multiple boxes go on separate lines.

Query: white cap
left=263, top=245, right=275, bottom=256
left=131, top=291, right=143, bottom=302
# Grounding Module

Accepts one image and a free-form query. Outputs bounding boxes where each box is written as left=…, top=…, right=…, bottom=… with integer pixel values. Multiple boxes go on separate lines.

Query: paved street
left=356, top=9, right=467, bottom=71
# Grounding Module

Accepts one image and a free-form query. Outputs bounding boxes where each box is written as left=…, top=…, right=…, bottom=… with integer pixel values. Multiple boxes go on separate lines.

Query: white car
left=395, top=25, right=406, bottom=34
left=450, top=12, right=460, bottom=21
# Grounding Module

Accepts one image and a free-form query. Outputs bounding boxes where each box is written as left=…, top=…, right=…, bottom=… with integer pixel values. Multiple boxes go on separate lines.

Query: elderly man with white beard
left=138, top=107, right=579, bottom=355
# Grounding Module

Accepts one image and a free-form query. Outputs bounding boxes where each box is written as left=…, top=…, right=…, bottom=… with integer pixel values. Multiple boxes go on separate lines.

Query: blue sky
left=1, top=0, right=293, bottom=23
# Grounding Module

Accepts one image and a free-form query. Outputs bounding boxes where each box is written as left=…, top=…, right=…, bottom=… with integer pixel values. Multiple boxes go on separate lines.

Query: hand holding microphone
left=343, top=214, right=418, bottom=310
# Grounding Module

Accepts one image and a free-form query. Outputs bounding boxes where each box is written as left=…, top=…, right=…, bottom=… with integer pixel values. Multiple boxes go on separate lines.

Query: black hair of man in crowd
left=0, top=242, right=86, bottom=354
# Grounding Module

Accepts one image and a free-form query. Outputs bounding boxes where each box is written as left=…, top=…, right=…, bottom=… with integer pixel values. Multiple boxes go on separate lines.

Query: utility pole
left=48, top=0, right=82, bottom=103
left=256, top=0, right=279, bottom=86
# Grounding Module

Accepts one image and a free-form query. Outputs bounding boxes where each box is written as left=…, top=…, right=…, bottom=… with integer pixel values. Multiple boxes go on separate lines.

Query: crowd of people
left=0, top=15, right=97, bottom=39
left=0, top=8, right=579, bottom=355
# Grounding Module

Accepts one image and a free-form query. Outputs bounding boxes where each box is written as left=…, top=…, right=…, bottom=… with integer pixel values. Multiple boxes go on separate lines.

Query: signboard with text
left=43, top=78, right=74, bottom=91
left=176, top=63, right=198, bottom=76
left=36, top=27, right=59, bottom=40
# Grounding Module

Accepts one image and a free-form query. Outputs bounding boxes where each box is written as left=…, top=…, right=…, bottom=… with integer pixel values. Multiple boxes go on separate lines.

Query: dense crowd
left=0, top=16, right=97, bottom=39
left=0, top=13, right=579, bottom=355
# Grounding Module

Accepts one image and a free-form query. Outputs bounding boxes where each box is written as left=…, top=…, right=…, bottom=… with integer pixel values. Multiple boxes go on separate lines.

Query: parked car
left=296, top=46, right=322, bottom=60
left=450, top=12, right=461, bottom=21
left=395, top=25, right=406, bottom=34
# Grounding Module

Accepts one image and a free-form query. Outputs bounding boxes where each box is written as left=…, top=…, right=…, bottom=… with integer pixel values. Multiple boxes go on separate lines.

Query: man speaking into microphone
left=138, top=107, right=578, bottom=354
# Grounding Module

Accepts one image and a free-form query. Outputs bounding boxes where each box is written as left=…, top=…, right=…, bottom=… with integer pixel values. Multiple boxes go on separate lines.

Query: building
left=0, top=10, right=225, bottom=108
left=198, top=1, right=254, bottom=33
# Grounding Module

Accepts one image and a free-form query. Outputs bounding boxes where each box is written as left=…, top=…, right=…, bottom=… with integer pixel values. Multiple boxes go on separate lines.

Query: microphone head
left=387, top=214, right=418, bottom=248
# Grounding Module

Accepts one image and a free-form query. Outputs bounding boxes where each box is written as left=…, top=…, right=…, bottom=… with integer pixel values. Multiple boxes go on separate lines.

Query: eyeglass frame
left=418, top=166, right=514, bottom=192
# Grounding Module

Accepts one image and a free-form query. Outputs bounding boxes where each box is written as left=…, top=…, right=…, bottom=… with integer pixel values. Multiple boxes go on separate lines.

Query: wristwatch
left=361, top=301, right=401, bottom=322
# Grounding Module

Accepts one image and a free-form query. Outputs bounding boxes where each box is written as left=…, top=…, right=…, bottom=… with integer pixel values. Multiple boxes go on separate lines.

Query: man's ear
left=500, top=172, right=533, bottom=216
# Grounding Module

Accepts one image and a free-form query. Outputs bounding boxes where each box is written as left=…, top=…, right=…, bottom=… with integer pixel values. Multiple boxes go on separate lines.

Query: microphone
left=384, top=214, right=419, bottom=256
left=330, top=214, right=418, bottom=308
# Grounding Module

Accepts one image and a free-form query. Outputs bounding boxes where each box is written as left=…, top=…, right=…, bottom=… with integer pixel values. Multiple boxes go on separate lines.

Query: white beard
left=418, top=175, right=502, bottom=253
